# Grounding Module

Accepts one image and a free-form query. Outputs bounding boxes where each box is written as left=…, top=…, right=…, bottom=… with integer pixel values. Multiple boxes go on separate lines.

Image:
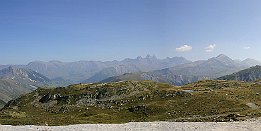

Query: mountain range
left=26, top=55, right=191, bottom=83
left=0, top=54, right=261, bottom=108
left=24, top=54, right=260, bottom=85
left=102, top=54, right=261, bottom=85
left=1, top=55, right=191, bottom=83
left=1, top=54, right=260, bottom=86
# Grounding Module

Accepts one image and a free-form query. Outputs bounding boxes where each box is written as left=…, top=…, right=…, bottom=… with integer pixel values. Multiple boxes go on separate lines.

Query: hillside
left=1, top=80, right=261, bottom=125
left=218, top=65, right=261, bottom=82
left=0, top=99, right=5, bottom=109
left=100, top=73, right=145, bottom=83
left=0, top=79, right=32, bottom=103
left=102, top=54, right=259, bottom=85
left=0, top=66, right=51, bottom=105
left=83, top=65, right=141, bottom=83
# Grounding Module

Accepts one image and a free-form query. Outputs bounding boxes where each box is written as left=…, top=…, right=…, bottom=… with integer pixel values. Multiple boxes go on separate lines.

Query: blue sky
left=1, top=0, right=261, bottom=64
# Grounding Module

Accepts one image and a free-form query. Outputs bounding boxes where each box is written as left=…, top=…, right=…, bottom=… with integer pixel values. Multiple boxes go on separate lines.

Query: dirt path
left=1, top=119, right=261, bottom=131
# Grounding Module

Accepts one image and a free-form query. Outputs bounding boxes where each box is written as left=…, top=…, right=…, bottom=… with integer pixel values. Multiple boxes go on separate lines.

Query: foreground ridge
left=0, top=80, right=261, bottom=125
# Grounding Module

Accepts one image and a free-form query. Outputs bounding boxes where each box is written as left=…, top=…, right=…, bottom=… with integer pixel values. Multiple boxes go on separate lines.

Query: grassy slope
left=0, top=80, right=261, bottom=125
left=0, top=99, right=5, bottom=109
left=100, top=73, right=144, bottom=83
left=218, top=65, right=261, bottom=82
left=0, top=79, right=33, bottom=103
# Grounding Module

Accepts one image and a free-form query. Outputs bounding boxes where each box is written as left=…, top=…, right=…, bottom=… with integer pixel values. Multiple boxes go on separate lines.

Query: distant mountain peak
left=216, top=54, right=231, bottom=59
left=7, top=66, right=16, bottom=72
left=136, top=56, right=143, bottom=60
left=244, top=58, right=254, bottom=61
left=145, top=54, right=157, bottom=59
left=49, top=60, right=63, bottom=63
left=241, top=58, right=261, bottom=67
left=134, top=55, right=158, bottom=60
left=209, top=54, right=234, bottom=65
left=0, top=66, right=21, bottom=77
left=242, top=58, right=259, bottom=63
left=7, top=65, right=17, bottom=70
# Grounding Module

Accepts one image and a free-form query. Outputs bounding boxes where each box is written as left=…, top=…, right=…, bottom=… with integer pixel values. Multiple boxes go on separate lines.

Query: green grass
left=1, top=80, right=261, bottom=125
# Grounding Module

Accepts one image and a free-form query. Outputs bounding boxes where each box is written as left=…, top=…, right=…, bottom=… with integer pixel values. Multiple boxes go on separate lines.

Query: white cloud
left=205, top=44, right=216, bottom=52
left=176, top=45, right=192, bottom=52
left=244, top=46, right=251, bottom=50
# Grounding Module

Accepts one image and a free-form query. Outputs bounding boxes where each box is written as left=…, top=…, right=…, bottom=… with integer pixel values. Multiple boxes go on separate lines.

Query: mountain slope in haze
left=241, top=58, right=261, bottom=67
left=83, top=65, right=141, bottom=83
left=0, top=66, right=51, bottom=105
left=83, top=56, right=191, bottom=83
left=102, top=54, right=260, bottom=85
left=83, top=55, right=191, bottom=83
left=26, top=60, right=110, bottom=83
left=27, top=55, right=190, bottom=83
left=218, top=65, right=261, bottom=82
left=101, top=71, right=199, bottom=86
left=100, top=73, right=145, bottom=83
left=0, top=66, right=50, bottom=85
left=0, top=65, right=9, bottom=70
left=1, top=55, right=260, bottom=85
left=1, top=80, right=261, bottom=125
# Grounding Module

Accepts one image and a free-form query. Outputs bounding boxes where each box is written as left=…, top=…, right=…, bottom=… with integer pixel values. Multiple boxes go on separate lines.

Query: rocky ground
left=1, top=119, right=261, bottom=131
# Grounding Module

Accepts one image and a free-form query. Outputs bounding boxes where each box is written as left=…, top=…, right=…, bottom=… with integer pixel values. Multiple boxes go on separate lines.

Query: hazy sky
left=1, top=0, right=261, bottom=64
